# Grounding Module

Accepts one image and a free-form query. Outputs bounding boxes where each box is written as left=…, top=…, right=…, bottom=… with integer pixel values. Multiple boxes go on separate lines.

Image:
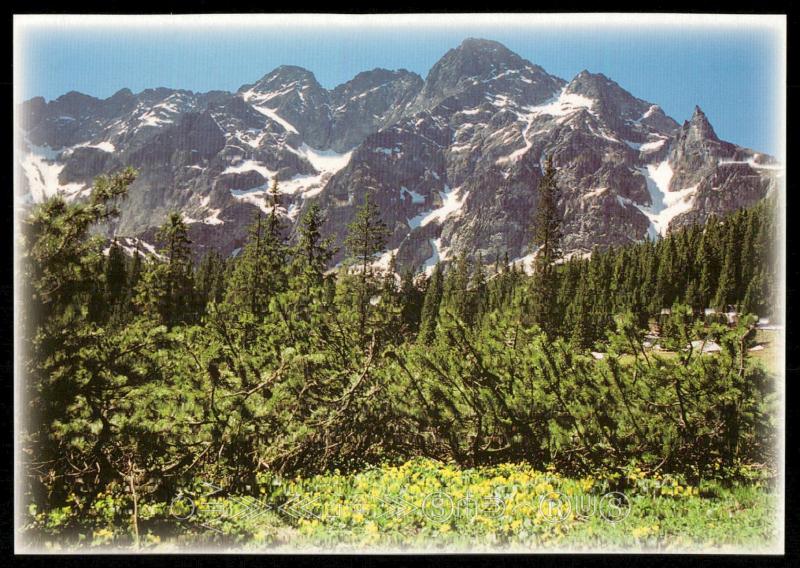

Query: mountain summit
left=411, top=38, right=563, bottom=114
left=686, top=105, right=720, bottom=142
left=18, top=38, right=780, bottom=270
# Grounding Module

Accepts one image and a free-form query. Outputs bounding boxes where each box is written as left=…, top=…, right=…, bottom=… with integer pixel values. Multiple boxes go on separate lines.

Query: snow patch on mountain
left=203, top=208, right=224, bottom=225
left=283, top=144, right=352, bottom=196
left=510, top=251, right=537, bottom=274
left=21, top=143, right=86, bottom=202
left=223, top=160, right=276, bottom=179
left=587, top=123, right=620, bottom=143
left=281, top=174, right=326, bottom=197
left=238, top=128, right=270, bottom=149
left=496, top=87, right=598, bottom=164
left=639, top=138, right=667, bottom=153
left=252, top=105, right=298, bottom=134
left=635, top=161, right=698, bottom=238
left=103, top=237, right=164, bottom=260
left=228, top=144, right=351, bottom=206
left=292, top=143, right=353, bottom=174
left=374, top=247, right=399, bottom=270
left=459, top=107, right=482, bottom=116
left=496, top=120, right=533, bottom=164
left=229, top=187, right=271, bottom=212
left=134, top=98, right=184, bottom=130
left=423, top=238, right=444, bottom=275
left=526, top=89, right=595, bottom=119
left=408, top=185, right=468, bottom=229
left=719, top=157, right=783, bottom=171
left=139, top=241, right=163, bottom=259
left=401, top=186, right=425, bottom=204
left=624, top=137, right=667, bottom=153
left=242, top=89, right=300, bottom=134
left=63, top=140, right=116, bottom=155
left=640, top=105, right=660, bottom=120
left=450, top=144, right=473, bottom=153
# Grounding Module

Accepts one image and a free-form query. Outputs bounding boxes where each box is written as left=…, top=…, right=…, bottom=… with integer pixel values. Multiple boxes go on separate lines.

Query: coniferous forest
left=20, top=164, right=781, bottom=550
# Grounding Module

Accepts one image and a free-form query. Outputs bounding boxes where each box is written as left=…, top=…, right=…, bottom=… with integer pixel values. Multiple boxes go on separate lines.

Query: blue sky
left=18, top=17, right=783, bottom=154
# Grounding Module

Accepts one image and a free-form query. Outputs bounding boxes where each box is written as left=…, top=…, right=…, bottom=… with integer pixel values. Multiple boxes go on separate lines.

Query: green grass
left=613, top=328, right=783, bottom=376
left=24, top=459, right=778, bottom=552
left=749, top=329, right=783, bottom=374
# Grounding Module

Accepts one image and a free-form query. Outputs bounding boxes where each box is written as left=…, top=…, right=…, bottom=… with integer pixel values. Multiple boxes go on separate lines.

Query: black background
left=1, top=3, right=796, bottom=567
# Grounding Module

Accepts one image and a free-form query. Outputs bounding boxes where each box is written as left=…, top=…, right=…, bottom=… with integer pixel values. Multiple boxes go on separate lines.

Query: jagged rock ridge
left=18, top=38, right=781, bottom=270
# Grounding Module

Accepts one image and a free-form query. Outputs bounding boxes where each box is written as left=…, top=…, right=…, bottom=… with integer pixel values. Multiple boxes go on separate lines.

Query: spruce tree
left=399, top=269, right=424, bottom=333
left=102, top=239, right=128, bottom=325
left=654, top=237, right=678, bottom=309
left=226, top=211, right=266, bottom=317
left=569, top=284, right=592, bottom=350
left=196, top=250, right=226, bottom=312
left=344, top=192, right=391, bottom=343
left=225, top=181, right=289, bottom=321
left=418, top=263, right=444, bottom=344
left=471, top=252, right=488, bottom=325
left=137, top=212, right=194, bottom=327
left=126, top=249, right=143, bottom=314
left=443, top=253, right=472, bottom=324
left=294, top=203, right=333, bottom=287
left=105, top=239, right=127, bottom=304
left=697, top=221, right=719, bottom=310
left=529, top=155, right=563, bottom=333
left=713, top=222, right=740, bottom=310
left=263, top=178, right=289, bottom=297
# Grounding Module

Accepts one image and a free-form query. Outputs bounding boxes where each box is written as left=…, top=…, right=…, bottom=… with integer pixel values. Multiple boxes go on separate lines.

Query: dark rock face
left=330, top=69, right=424, bottom=152
left=668, top=106, right=738, bottom=189
left=18, top=38, right=780, bottom=269
left=126, top=112, right=227, bottom=169
left=238, top=66, right=334, bottom=149
left=564, top=71, right=679, bottom=139
left=59, top=147, right=121, bottom=183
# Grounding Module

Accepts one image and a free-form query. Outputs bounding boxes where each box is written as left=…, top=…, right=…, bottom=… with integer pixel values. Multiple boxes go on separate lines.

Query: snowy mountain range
left=18, top=38, right=782, bottom=272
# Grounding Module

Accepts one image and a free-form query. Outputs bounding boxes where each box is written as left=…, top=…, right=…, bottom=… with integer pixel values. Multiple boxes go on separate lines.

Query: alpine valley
left=18, top=38, right=782, bottom=271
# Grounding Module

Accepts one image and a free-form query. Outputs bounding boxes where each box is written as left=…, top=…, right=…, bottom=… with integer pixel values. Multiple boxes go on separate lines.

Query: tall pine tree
left=345, top=192, right=391, bottom=344
left=529, top=155, right=563, bottom=333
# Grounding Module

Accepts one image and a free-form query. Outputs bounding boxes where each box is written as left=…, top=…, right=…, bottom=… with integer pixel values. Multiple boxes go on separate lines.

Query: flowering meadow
left=25, top=457, right=776, bottom=552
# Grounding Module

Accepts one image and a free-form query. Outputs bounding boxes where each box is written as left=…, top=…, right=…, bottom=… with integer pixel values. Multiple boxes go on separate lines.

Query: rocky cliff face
left=18, top=38, right=781, bottom=270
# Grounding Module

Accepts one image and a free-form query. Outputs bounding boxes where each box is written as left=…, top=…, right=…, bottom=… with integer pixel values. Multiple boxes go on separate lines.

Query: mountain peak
left=457, top=37, right=514, bottom=53
left=56, top=90, right=100, bottom=104
left=560, top=70, right=679, bottom=134
left=109, top=88, right=134, bottom=99
left=447, top=38, right=532, bottom=73
left=434, top=37, right=526, bottom=74
left=412, top=37, right=562, bottom=111
left=241, top=65, right=321, bottom=95
left=341, top=67, right=419, bottom=86
left=269, top=64, right=313, bottom=75
left=566, top=70, right=620, bottom=96
left=332, top=68, right=423, bottom=102
left=575, top=69, right=604, bottom=79
left=565, top=70, right=637, bottom=110
left=686, top=105, right=719, bottom=141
